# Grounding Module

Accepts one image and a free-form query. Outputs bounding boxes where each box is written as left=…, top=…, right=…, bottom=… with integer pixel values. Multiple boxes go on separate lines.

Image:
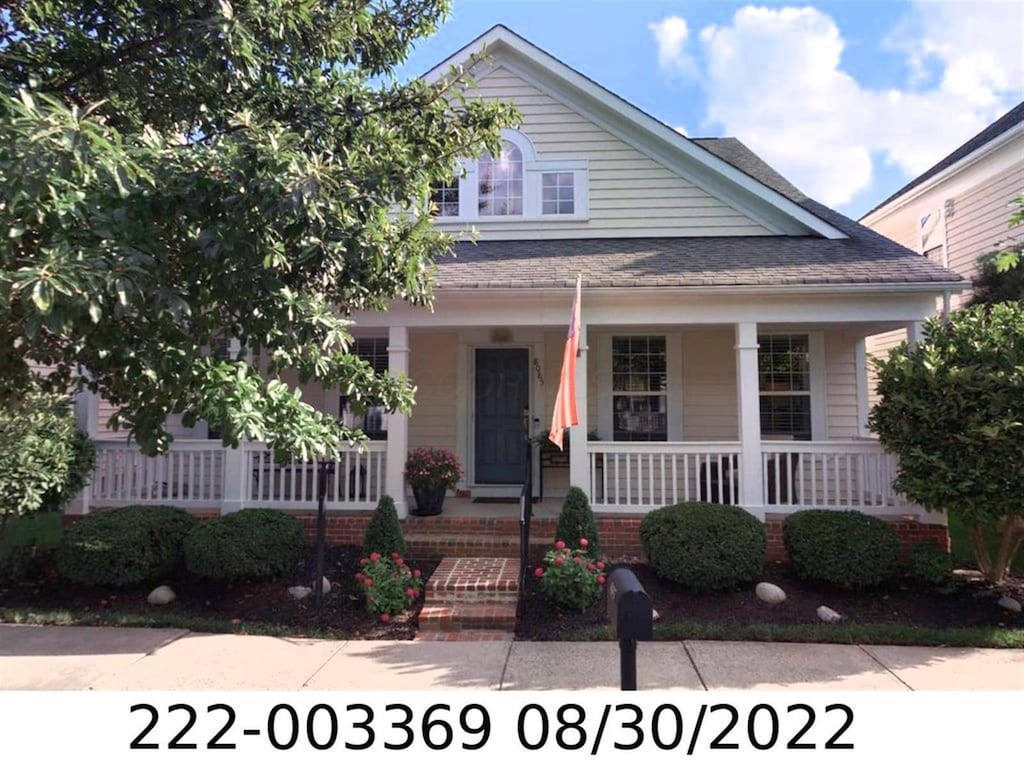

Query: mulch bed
left=515, top=560, right=1024, bottom=640
left=0, top=545, right=439, bottom=641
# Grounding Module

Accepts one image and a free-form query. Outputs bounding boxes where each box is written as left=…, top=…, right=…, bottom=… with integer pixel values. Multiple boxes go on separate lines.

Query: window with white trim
left=758, top=334, right=811, bottom=440
left=340, top=338, right=388, bottom=440
left=428, top=129, right=587, bottom=220
left=612, top=335, right=667, bottom=441
left=430, top=177, right=460, bottom=217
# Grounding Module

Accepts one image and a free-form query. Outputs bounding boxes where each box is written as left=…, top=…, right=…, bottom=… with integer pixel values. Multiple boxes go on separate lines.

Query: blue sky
left=398, top=0, right=1023, bottom=219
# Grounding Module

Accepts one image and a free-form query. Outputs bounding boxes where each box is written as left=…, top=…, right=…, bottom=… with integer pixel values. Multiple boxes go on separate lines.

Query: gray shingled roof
left=860, top=100, right=1024, bottom=219
left=436, top=138, right=965, bottom=290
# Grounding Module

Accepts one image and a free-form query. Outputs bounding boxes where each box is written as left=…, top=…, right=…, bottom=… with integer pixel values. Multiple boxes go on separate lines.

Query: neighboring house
left=860, top=101, right=1024, bottom=402
left=76, top=26, right=965, bottom=553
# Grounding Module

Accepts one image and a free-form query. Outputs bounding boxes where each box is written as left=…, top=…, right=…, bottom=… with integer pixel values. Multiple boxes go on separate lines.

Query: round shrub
left=57, top=506, right=194, bottom=587
left=362, top=494, right=405, bottom=556
left=783, top=509, right=900, bottom=590
left=639, top=502, right=765, bottom=591
left=184, top=508, right=302, bottom=581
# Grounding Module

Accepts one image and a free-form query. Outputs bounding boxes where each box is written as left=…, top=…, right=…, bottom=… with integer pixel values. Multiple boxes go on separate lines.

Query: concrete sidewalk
left=1, top=624, right=1022, bottom=691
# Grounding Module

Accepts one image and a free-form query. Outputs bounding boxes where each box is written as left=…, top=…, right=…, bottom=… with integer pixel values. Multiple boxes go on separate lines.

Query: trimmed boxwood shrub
left=184, top=508, right=302, bottom=581
left=363, top=494, right=405, bottom=556
left=639, top=501, right=765, bottom=591
left=907, top=542, right=957, bottom=594
left=783, top=508, right=900, bottom=590
left=555, top=486, right=600, bottom=557
left=57, top=506, right=194, bottom=587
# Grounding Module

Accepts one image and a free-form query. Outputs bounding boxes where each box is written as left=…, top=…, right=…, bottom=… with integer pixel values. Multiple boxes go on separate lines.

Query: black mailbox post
left=607, top=567, right=653, bottom=690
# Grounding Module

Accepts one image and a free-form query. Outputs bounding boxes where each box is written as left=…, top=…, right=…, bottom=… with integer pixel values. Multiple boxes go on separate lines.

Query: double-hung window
left=758, top=334, right=811, bottom=440
left=612, top=336, right=667, bottom=441
left=340, top=338, right=389, bottom=440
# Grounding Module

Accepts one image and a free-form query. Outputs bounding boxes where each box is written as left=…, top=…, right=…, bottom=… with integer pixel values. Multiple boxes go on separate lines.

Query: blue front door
left=474, top=348, right=530, bottom=484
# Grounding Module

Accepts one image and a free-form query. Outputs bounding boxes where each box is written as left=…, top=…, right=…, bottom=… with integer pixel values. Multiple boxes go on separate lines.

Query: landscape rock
left=816, top=605, right=843, bottom=624
left=997, top=596, right=1022, bottom=613
left=319, top=577, right=332, bottom=596
left=755, top=582, right=787, bottom=605
left=288, top=586, right=312, bottom=600
left=652, top=608, right=661, bottom=622
left=147, top=586, right=176, bottom=606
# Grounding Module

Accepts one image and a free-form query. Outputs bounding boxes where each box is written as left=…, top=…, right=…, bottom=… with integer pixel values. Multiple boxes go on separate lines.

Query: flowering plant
left=534, top=538, right=606, bottom=612
left=355, top=552, right=424, bottom=623
left=404, top=447, right=463, bottom=490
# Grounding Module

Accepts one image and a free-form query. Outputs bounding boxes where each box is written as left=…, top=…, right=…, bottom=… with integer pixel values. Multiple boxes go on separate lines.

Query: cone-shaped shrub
left=363, top=494, right=405, bottom=556
left=555, top=486, right=600, bottom=557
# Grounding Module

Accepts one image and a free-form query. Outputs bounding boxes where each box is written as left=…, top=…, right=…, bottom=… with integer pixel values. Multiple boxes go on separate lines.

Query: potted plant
left=404, top=447, right=463, bottom=517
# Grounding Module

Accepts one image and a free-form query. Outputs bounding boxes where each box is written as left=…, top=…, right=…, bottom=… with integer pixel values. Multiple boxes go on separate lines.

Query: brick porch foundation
left=67, top=509, right=950, bottom=562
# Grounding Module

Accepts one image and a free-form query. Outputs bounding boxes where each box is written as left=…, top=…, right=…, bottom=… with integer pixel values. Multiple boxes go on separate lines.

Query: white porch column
left=907, top=320, right=925, bottom=347
left=735, top=323, right=765, bottom=517
left=221, top=338, right=248, bottom=514
left=69, top=379, right=100, bottom=516
left=569, top=324, right=590, bottom=495
left=386, top=326, right=410, bottom=519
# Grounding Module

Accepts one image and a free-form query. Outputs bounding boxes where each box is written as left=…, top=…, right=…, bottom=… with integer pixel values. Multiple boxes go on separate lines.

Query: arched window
left=478, top=140, right=524, bottom=216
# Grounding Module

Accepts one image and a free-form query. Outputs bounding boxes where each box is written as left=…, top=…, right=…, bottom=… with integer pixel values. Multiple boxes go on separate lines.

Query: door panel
left=474, top=348, right=529, bottom=484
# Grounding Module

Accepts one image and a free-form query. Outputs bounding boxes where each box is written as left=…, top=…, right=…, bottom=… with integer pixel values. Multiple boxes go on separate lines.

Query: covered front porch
left=80, top=286, right=940, bottom=525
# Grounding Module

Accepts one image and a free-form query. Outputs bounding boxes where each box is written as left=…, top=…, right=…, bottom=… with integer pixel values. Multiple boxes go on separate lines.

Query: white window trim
left=436, top=129, right=589, bottom=222
left=757, top=331, right=825, bottom=441
left=596, top=331, right=682, bottom=442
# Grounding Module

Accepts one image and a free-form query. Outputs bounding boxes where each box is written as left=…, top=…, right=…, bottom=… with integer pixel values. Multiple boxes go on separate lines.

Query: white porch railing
left=761, top=440, right=906, bottom=510
left=91, top=439, right=386, bottom=511
left=91, top=439, right=225, bottom=507
left=244, top=442, right=386, bottom=509
left=588, top=442, right=743, bottom=510
left=587, top=439, right=909, bottom=514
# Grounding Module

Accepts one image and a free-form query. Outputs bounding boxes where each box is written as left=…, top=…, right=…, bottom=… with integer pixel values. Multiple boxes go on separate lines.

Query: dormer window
left=478, top=140, right=524, bottom=216
left=429, top=129, right=588, bottom=221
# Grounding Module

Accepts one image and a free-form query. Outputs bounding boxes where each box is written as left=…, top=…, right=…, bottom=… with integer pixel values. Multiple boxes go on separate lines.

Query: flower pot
left=411, top=484, right=447, bottom=516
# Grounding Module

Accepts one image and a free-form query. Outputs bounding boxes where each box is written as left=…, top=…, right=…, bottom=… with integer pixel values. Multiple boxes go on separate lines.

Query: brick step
left=415, top=630, right=514, bottom=642
left=406, top=533, right=549, bottom=560
left=418, top=602, right=518, bottom=632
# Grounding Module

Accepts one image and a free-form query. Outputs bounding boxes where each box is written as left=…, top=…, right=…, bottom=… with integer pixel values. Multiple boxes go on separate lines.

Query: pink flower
left=391, top=552, right=401, bottom=560
left=534, top=567, right=544, bottom=578
left=574, top=556, right=581, bottom=564
left=555, top=540, right=566, bottom=550
left=596, top=561, right=605, bottom=570
left=364, top=578, right=373, bottom=587
left=579, top=538, right=589, bottom=548
left=380, top=613, right=390, bottom=623
left=413, top=569, right=421, bottom=578
left=355, top=572, right=365, bottom=581
left=405, top=588, right=416, bottom=598
left=396, top=558, right=405, bottom=566
left=597, top=575, right=606, bottom=585
left=359, top=557, right=368, bottom=566
left=587, top=563, right=596, bottom=571
left=370, top=552, right=380, bottom=562
left=554, top=556, right=564, bottom=566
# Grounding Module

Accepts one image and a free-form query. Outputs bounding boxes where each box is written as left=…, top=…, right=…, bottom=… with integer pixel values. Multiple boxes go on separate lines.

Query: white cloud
left=649, top=2, right=1024, bottom=208
left=674, top=124, right=689, bottom=136
left=649, top=16, right=698, bottom=78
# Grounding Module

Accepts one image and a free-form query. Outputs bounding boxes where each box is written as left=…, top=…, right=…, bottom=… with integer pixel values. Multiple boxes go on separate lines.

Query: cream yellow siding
left=439, top=65, right=772, bottom=240
left=408, top=331, right=458, bottom=451
left=681, top=329, right=738, bottom=441
left=825, top=330, right=860, bottom=438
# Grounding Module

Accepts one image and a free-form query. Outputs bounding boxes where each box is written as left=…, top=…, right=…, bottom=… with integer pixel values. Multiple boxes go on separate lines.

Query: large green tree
left=0, top=1, right=514, bottom=457
left=869, top=303, right=1024, bottom=583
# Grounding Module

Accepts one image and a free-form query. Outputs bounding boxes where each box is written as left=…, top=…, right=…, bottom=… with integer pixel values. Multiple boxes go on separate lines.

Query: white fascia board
left=421, top=26, right=848, bottom=240
left=860, top=123, right=1024, bottom=227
